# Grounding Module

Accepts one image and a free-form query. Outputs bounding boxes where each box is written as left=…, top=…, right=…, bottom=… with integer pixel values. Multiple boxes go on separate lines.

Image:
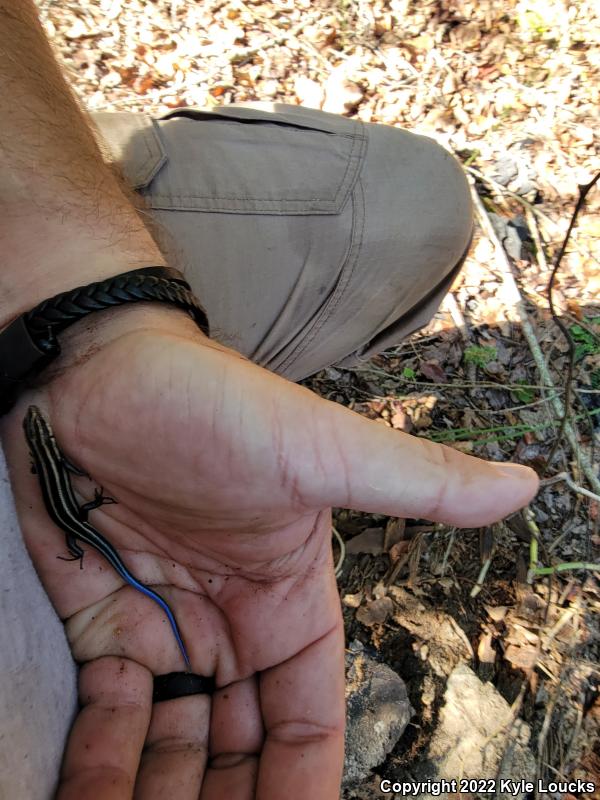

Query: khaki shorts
left=92, top=103, right=473, bottom=381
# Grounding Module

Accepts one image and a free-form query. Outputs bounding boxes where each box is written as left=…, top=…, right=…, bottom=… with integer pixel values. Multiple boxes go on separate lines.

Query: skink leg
left=57, top=534, right=85, bottom=569
left=79, top=487, right=117, bottom=521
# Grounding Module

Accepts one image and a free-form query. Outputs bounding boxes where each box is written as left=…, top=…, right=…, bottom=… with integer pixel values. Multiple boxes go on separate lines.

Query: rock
left=395, top=664, right=536, bottom=800
left=488, top=212, right=532, bottom=262
left=343, top=642, right=414, bottom=786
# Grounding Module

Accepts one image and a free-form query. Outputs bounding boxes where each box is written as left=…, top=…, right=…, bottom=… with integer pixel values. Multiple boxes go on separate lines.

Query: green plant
left=464, top=345, right=497, bottom=368
left=511, top=379, right=535, bottom=404
left=569, top=317, right=600, bottom=362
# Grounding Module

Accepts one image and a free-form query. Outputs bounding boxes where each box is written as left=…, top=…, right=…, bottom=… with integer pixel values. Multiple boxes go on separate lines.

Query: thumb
left=300, top=397, right=539, bottom=528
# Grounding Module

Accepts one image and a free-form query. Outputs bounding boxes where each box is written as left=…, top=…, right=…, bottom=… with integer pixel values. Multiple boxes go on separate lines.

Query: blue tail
left=131, top=579, right=191, bottom=670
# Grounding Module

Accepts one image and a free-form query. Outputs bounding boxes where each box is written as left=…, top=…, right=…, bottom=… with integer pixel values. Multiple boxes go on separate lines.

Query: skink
left=23, top=404, right=191, bottom=670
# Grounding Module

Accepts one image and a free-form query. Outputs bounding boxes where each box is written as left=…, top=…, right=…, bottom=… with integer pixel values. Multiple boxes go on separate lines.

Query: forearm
left=0, top=0, right=163, bottom=327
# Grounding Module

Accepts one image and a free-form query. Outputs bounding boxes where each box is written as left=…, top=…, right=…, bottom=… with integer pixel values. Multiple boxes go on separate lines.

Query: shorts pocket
left=143, top=102, right=366, bottom=215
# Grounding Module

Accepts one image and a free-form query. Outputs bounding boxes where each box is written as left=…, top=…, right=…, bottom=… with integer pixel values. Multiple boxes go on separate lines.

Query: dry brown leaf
left=485, top=605, right=509, bottom=623
left=356, top=597, right=394, bottom=627
left=419, top=361, right=447, bottom=383
left=388, top=540, right=411, bottom=564
left=504, top=643, right=539, bottom=671
left=345, top=527, right=385, bottom=556
left=323, top=66, right=363, bottom=114
left=391, top=410, right=409, bottom=430
left=342, top=592, right=363, bottom=608
left=477, top=631, right=496, bottom=665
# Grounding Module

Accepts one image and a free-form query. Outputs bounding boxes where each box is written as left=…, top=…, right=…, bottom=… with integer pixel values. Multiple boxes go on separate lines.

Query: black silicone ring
left=153, top=672, right=216, bottom=703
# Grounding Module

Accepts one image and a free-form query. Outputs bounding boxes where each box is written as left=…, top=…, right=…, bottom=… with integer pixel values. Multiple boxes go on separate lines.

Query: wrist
left=0, top=268, right=210, bottom=416
left=0, top=207, right=163, bottom=329
left=54, top=302, right=208, bottom=371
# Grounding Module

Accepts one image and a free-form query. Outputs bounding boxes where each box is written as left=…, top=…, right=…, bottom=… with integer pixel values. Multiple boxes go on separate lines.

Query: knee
left=360, top=124, right=473, bottom=282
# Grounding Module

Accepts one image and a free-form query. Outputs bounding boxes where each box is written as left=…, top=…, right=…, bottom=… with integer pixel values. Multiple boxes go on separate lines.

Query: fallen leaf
left=346, top=527, right=385, bottom=555
left=485, top=605, right=509, bottom=622
left=343, top=592, right=363, bottom=608
left=64, top=19, right=91, bottom=40
left=504, top=643, right=539, bottom=671
left=420, top=361, right=447, bottom=383
left=294, top=75, right=324, bottom=109
left=323, top=68, right=363, bottom=114
left=356, top=597, right=394, bottom=627
left=389, top=540, right=411, bottom=564
left=391, top=410, right=409, bottom=430
left=478, top=631, right=496, bottom=665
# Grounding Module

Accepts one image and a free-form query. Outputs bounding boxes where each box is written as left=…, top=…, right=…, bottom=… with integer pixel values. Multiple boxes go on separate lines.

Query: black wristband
left=0, top=266, right=209, bottom=416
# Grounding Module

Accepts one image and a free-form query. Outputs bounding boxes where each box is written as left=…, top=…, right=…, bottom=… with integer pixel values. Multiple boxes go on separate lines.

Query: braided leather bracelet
left=0, top=266, right=209, bottom=416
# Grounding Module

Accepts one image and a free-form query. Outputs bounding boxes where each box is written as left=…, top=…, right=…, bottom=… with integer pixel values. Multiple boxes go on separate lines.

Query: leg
left=57, top=534, right=85, bottom=568
left=79, top=487, right=117, bottom=521
left=93, top=105, right=472, bottom=381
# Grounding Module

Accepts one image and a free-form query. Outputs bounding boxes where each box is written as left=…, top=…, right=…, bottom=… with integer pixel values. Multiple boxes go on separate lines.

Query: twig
left=535, top=680, right=561, bottom=796
left=442, top=292, right=472, bottom=343
left=539, top=471, right=600, bottom=504
left=543, top=171, right=600, bottom=473
left=542, top=607, right=576, bottom=650
left=524, top=506, right=598, bottom=578
left=470, top=557, right=493, bottom=598
left=466, top=166, right=560, bottom=238
left=348, top=364, right=582, bottom=392
left=332, top=525, right=346, bottom=578
left=469, top=179, right=600, bottom=496
left=439, top=527, right=456, bottom=577
left=532, top=562, right=600, bottom=577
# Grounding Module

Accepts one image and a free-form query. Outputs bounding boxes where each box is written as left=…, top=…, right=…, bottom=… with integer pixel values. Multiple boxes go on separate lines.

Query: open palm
left=5, top=313, right=538, bottom=799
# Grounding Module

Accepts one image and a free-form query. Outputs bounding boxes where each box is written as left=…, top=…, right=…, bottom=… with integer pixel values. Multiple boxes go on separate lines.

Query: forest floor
left=37, top=0, right=600, bottom=795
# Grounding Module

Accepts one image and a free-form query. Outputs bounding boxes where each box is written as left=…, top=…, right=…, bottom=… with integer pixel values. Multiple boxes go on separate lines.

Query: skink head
left=23, top=405, right=60, bottom=461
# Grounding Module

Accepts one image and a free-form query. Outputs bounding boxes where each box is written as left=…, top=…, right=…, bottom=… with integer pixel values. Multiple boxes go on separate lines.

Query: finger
left=135, top=694, right=211, bottom=800
left=200, top=757, right=258, bottom=800
left=57, top=657, right=153, bottom=800
left=200, top=677, right=263, bottom=800
left=257, top=618, right=345, bottom=800
left=302, top=399, right=539, bottom=526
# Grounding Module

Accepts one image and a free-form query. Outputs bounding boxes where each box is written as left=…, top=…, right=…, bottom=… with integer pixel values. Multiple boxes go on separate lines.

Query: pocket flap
left=146, top=102, right=366, bottom=215
left=91, top=111, right=167, bottom=190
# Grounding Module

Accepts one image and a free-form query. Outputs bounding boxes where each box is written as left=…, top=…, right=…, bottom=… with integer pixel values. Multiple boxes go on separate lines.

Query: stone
left=394, top=664, right=536, bottom=800
left=343, top=642, right=414, bottom=786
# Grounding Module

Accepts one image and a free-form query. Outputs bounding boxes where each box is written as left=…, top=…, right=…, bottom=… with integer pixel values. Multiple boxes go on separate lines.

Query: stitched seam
left=147, top=195, right=344, bottom=204
left=329, top=120, right=362, bottom=205
left=131, top=117, right=161, bottom=186
left=278, top=169, right=367, bottom=374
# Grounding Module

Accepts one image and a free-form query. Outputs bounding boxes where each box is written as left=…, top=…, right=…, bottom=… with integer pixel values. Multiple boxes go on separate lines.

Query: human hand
left=3, top=306, right=538, bottom=799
